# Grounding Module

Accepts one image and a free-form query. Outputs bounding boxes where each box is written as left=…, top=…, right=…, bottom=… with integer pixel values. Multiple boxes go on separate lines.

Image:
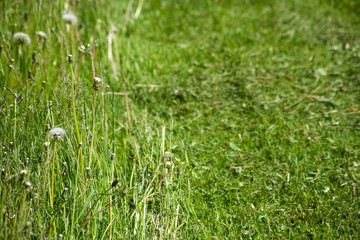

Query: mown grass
left=1, top=0, right=360, bottom=239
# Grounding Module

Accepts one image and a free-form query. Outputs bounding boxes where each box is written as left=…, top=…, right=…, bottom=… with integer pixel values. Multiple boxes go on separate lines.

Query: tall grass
left=0, top=0, right=168, bottom=238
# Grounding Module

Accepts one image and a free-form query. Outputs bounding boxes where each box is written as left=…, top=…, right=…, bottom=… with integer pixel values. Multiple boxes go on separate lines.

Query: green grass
left=1, top=0, right=360, bottom=239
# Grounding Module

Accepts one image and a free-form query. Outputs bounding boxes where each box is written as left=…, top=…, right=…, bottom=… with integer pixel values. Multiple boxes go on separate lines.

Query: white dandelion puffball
left=13, top=32, right=31, bottom=45
left=62, top=11, right=78, bottom=25
left=36, top=31, right=47, bottom=39
left=94, top=77, right=102, bottom=84
left=49, top=127, right=67, bottom=140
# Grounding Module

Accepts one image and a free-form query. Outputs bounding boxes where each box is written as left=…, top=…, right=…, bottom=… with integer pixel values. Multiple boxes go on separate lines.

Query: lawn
left=1, top=0, right=360, bottom=239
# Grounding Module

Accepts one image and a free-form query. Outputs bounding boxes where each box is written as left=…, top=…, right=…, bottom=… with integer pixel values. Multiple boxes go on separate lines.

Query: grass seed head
left=111, top=178, right=120, bottom=187
left=13, top=32, right=31, bottom=45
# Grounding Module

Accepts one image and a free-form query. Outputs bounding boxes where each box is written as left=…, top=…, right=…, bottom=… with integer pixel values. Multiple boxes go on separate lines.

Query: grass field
left=1, top=0, right=360, bottom=239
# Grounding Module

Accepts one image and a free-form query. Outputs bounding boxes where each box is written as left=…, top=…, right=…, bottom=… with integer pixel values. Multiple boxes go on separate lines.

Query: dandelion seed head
left=111, top=26, right=118, bottom=33
left=24, top=181, right=34, bottom=192
left=62, top=11, right=78, bottom=25
left=68, top=54, right=73, bottom=63
left=20, top=170, right=28, bottom=176
left=79, top=45, right=86, bottom=53
left=24, top=181, right=32, bottom=188
left=13, top=32, right=31, bottom=45
left=94, top=77, right=102, bottom=84
left=49, top=127, right=67, bottom=140
left=93, top=77, right=102, bottom=91
left=165, top=151, right=172, bottom=158
left=36, top=31, right=47, bottom=39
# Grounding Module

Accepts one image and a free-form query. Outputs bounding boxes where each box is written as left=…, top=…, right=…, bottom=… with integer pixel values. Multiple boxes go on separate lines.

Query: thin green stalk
left=119, top=69, right=132, bottom=129
left=70, top=149, right=80, bottom=240
left=88, top=90, right=97, bottom=168
left=77, top=197, right=124, bottom=238
left=134, top=0, right=144, bottom=19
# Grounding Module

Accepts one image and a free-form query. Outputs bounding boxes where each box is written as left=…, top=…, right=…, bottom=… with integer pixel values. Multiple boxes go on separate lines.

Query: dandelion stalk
left=88, top=90, right=97, bottom=168
left=88, top=48, right=100, bottom=169
left=70, top=148, right=80, bottom=239
left=50, top=141, right=57, bottom=208
left=49, top=140, right=57, bottom=237
left=13, top=94, right=17, bottom=145
left=69, top=61, right=84, bottom=179
left=109, top=155, right=115, bottom=240
left=48, top=128, right=66, bottom=237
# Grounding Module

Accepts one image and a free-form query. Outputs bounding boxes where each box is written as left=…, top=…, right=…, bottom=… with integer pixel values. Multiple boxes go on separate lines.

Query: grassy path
left=128, top=0, right=360, bottom=238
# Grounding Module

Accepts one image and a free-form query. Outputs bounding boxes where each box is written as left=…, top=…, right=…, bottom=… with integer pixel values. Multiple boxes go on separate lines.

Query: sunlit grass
left=0, top=0, right=360, bottom=239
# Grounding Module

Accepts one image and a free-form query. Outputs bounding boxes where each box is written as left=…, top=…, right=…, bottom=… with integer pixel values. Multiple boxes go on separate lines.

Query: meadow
left=1, top=0, right=360, bottom=239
